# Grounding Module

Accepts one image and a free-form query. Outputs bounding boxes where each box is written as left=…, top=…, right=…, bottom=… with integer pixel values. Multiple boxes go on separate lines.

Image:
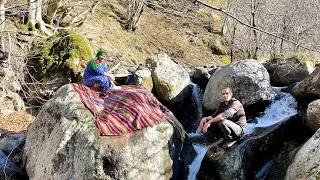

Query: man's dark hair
left=221, top=87, right=233, bottom=94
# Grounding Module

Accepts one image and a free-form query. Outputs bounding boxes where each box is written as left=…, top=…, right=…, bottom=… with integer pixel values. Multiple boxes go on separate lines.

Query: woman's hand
left=104, top=73, right=115, bottom=81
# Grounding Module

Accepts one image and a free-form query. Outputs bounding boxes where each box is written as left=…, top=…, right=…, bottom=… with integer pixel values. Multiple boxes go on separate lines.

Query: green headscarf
left=90, top=49, right=108, bottom=70
left=94, top=49, right=108, bottom=59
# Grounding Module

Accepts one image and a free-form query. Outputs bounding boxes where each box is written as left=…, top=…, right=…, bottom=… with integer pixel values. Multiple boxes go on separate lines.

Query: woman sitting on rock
left=83, top=49, right=121, bottom=91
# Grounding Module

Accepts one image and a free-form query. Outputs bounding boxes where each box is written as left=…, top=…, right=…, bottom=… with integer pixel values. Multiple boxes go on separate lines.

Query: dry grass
left=0, top=110, right=36, bottom=134
left=76, top=0, right=225, bottom=67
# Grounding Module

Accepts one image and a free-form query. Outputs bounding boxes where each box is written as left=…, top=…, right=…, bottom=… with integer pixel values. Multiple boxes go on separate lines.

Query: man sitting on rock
left=200, top=87, right=246, bottom=148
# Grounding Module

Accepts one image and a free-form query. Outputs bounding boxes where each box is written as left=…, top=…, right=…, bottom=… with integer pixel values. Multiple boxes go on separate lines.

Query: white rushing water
left=245, top=93, right=298, bottom=135
left=187, top=92, right=298, bottom=180
left=187, top=144, right=208, bottom=180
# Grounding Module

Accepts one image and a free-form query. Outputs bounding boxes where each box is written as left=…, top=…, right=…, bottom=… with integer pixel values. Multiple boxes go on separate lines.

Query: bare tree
left=127, top=0, right=144, bottom=31
left=28, top=0, right=52, bottom=35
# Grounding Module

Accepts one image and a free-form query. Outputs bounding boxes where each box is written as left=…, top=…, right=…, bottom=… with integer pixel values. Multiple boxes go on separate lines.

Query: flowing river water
left=187, top=93, right=298, bottom=180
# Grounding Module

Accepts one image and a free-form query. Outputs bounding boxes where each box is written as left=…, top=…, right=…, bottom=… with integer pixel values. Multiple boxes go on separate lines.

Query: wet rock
left=258, top=148, right=299, bottom=180
left=285, top=128, right=320, bottom=180
left=197, top=115, right=312, bottom=180
left=0, top=150, right=23, bottom=180
left=0, top=137, right=19, bottom=155
left=292, top=66, right=320, bottom=107
left=167, top=84, right=203, bottom=133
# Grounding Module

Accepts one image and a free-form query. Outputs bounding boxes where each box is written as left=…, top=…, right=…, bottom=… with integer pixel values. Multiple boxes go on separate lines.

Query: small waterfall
left=187, top=92, right=298, bottom=180
left=245, top=93, right=297, bottom=135
left=187, top=145, right=208, bottom=180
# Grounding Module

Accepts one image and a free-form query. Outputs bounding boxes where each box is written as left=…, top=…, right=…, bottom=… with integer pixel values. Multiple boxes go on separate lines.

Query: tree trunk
left=221, top=0, right=231, bottom=36
left=280, top=17, right=286, bottom=54
left=127, top=0, right=144, bottom=31
left=0, top=0, right=5, bottom=33
left=250, top=0, right=258, bottom=59
left=45, top=0, right=60, bottom=24
left=28, top=0, right=52, bottom=35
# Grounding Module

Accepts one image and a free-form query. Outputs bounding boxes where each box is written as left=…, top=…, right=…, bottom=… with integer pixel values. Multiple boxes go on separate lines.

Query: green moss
left=220, top=56, right=231, bottom=64
left=141, top=76, right=153, bottom=90
left=23, top=21, right=36, bottom=32
left=159, top=80, right=175, bottom=92
left=30, top=30, right=92, bottom=80
left=145, top=58, right=153, bottom=64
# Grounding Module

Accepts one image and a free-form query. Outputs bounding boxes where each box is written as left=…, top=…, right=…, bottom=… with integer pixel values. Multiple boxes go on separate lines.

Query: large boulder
left=190, top=67, right=211, bottom=89
left=203, top=59, right=272, bottom=111
left=134, top=67, right=153, bottom=91
left=147, top=53, right=190, bottom=103
left=264, top=63, right=311, bottom=86
left=168, top=83, right=203, bottom=133
left=285, top=128, right=320, bottom=180
left=306, top=99, right=320, bottom=131
left=292, top=66, right=320, bottom=107
left=23, top=84, right=195, bottom=180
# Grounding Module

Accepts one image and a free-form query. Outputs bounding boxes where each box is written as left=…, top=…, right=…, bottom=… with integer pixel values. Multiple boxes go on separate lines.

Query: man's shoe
left=217, top=139, right=226, bottom=147
left=222, top=140, right=237, bottom=149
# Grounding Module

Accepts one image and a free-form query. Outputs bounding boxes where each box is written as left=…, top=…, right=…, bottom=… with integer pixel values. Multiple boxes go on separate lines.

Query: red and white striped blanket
left=72, top=84, right=171, bottom=135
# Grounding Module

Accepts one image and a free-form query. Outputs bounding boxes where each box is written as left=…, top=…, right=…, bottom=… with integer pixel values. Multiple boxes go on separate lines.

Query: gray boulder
left=285, top=128, right=320, bottom=180
left=191, top=67, right=211, bottom=89
left=23, top=84, right=195, bottom=180
left=307, top=99, right=320, bottom=131
left=292, top=66, right=320, bottom=107
left=134, top=67, right=153, bottom=91
left=265, top=63, right=311, bottom=86
left=147, top=53, right=190, bottom=103
left=203, top=59, right=272, bottom=111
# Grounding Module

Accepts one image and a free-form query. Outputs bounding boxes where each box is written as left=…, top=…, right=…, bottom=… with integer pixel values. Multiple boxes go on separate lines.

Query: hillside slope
left=76, top=0, right=225, bottom=67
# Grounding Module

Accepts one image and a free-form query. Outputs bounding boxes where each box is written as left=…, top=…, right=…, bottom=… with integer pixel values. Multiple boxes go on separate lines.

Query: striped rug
left=72, top=84, right=171, bottom=136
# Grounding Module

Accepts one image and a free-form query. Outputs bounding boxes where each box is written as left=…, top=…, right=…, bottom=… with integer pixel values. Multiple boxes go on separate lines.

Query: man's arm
left=220, top=101, right=241, bottom=119
left=202, top=114, right=224, bottom=133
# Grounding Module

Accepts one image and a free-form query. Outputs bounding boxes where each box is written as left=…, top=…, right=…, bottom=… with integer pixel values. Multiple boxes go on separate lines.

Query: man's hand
left=203, top=122, right=211, bottom=133
left=199, top=117, right=207, bottom=128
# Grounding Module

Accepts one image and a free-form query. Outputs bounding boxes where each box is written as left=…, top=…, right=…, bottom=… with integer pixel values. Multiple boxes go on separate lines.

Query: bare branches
left=196, top=0, right=319, bottom=53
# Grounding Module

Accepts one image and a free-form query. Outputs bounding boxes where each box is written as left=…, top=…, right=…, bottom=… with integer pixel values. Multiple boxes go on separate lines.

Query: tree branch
left=196, top=0, right=319, bottom=53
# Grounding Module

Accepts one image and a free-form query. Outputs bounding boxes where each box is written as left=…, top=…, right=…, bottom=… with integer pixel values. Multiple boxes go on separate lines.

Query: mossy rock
left=30, top=30, right=92, bottom=81
left=139, top=76, right=153, bottom=91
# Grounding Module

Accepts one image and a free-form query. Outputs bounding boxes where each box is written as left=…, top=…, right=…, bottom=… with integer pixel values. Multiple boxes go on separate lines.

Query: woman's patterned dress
left=83, top=60, right=111, bottom=91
